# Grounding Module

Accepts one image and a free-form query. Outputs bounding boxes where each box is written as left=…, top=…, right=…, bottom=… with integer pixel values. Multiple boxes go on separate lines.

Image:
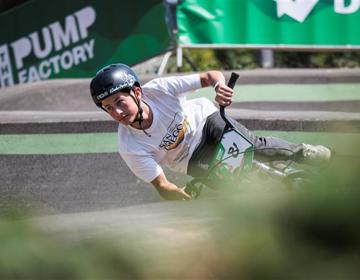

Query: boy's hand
left=214, top=82, right=233, bottom=107
left=152, top=172, right=191, bottom=200
left=179, top=186, right=192, bottom=200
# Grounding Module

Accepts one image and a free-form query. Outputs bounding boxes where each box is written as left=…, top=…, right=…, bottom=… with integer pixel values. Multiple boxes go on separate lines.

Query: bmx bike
left=184, top=73, right=310, bottom=199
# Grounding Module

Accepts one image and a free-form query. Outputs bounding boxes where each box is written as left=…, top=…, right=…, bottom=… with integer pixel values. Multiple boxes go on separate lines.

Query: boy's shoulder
left=143, top=74, right=200, bottom=97
left=143, top=74, right=200, bottom=87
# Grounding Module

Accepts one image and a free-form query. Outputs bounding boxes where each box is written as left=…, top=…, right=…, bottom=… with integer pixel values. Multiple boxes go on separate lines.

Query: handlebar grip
left=220, top=72, right=239, bottom=128
left=227, top=72, right=239, bottom=89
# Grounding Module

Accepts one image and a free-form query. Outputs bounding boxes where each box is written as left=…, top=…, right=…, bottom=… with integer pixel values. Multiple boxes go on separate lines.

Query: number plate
left=208, top=129, right=253, bottom=184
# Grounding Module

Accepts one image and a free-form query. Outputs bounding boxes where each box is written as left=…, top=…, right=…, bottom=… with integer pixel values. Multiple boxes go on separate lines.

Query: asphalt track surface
left=1, top=69, right=359, bottom=219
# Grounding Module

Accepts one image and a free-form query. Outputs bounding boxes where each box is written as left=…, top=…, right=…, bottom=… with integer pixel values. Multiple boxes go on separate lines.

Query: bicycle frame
left=206, top=73, right=254, bottom=189
left=184, top=72, right=308, bottom=198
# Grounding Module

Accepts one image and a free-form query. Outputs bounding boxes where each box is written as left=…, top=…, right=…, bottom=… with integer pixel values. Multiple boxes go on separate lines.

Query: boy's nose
left=115, top=108, right=123, bottom=115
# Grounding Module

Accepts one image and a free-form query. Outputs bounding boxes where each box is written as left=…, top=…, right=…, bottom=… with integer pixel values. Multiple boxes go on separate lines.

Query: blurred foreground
left=1, top=142, right=360, bottom=279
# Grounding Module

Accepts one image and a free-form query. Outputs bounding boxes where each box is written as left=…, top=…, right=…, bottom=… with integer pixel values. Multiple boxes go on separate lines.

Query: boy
left=90, top=64, right=331, bottom=200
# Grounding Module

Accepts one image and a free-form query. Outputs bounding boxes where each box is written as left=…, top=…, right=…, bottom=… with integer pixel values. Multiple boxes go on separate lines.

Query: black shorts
left=187, top=111, right=255, bottom=179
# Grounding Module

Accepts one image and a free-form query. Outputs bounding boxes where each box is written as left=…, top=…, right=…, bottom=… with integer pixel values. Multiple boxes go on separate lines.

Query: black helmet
left=90, top=64, right=140, bottom=108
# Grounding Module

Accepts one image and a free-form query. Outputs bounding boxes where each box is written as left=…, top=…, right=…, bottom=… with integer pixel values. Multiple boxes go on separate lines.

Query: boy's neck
left=130, top=102, right=153, bottom=130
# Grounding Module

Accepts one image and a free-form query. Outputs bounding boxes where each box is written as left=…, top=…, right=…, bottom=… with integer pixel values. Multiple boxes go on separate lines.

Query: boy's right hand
left=214, top=82, right=234, bottom=107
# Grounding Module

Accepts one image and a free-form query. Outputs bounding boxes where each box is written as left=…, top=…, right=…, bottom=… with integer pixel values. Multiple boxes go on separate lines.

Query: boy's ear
left=134, top=86, right=142, bottom=98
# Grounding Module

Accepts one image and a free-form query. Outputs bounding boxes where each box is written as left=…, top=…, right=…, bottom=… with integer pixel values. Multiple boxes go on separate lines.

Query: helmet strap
left=130, top=89, right=151, bottom=137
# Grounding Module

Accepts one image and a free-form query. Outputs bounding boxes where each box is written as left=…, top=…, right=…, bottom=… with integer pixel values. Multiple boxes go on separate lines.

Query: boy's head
left=90, top=63, right=140, bottom=109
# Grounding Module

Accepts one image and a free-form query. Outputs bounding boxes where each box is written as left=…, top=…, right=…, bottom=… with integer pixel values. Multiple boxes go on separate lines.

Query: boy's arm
left=199, top=70, right=225, bottom=87
left=151, top=172, right=191, bottom=200
left=200, top=71, right=233, bottom=107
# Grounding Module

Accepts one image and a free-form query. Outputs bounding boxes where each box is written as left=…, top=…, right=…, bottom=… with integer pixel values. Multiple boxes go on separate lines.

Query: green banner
left=0, top=0, right=170, bottom=87
left=177, top=0, right=360, bottom=47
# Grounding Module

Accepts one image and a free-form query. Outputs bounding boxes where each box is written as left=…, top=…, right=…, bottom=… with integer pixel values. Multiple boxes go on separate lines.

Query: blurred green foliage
left=0, top=214, right=142, bottom=279
left=200, top=154, right=360, bottom=279
left=215, top=49, right=259, bottom=70
left=1, top=140, right=360, bottom=279
left=167, top=49, right=360, bottom=72
left=276, top=51, right=360, bottom=68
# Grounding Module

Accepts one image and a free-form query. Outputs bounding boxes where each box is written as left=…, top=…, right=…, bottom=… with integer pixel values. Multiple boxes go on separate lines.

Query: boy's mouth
left=117, top=114, right=128, bottom=122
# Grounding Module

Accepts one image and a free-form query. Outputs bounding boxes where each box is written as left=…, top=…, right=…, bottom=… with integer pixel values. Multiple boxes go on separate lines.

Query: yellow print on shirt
left=159, top=113, right=189, bottom=151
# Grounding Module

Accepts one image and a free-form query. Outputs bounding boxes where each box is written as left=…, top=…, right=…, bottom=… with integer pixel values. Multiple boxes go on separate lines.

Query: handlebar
left=219, top=72, right=239, bottom=129
left=185, top=72, right=240, bottom=198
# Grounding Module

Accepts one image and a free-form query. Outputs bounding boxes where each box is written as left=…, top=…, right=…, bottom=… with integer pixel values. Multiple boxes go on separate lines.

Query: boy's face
left=101, top=88, right=140, bottom=125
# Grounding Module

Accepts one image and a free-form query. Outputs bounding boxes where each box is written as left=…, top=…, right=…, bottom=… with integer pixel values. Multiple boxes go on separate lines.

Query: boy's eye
left=116, top=100, right=124, bottom=107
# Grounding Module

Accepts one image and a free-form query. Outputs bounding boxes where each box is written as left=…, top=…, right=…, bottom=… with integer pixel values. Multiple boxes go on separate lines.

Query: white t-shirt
left=117, top=74, right=217, bottom=183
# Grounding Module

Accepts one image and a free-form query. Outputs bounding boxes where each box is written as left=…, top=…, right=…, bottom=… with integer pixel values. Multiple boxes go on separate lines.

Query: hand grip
left=227, top=72, right=239, bottom=89
left=220, top=72, right=239, bottom=129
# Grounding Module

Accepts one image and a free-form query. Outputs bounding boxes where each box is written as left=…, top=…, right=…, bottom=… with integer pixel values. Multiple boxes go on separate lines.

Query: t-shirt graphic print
left=159, top=112, right=189, bottom=151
